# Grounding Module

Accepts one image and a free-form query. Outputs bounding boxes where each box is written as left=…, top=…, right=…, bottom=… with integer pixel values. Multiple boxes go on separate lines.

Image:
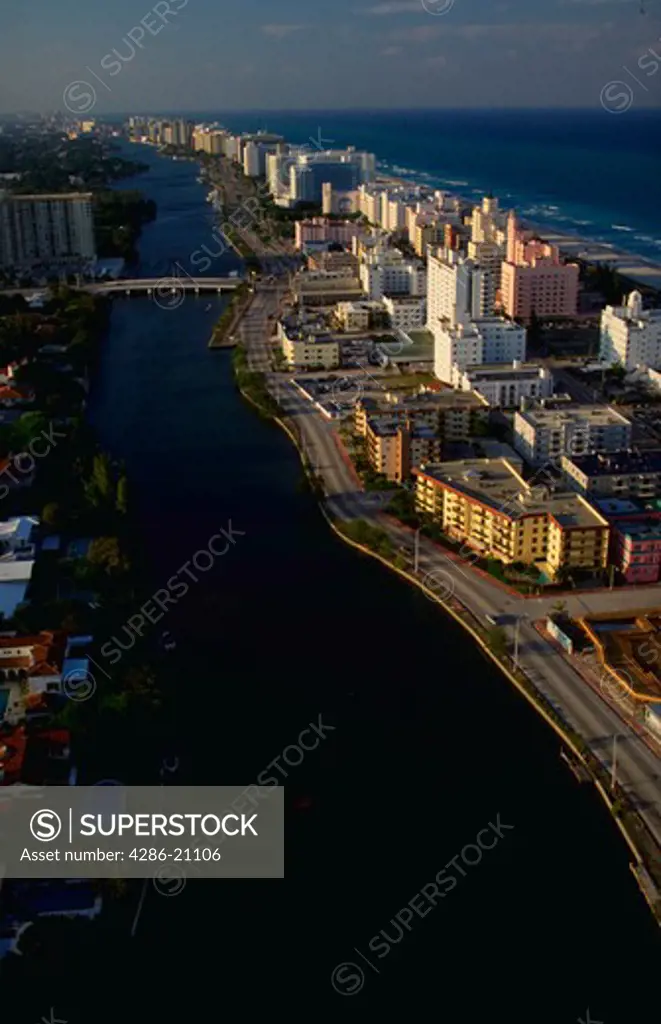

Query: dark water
left=123, top=108, right=661, bottom=264
left=80, top=142, right=659, bottom=1022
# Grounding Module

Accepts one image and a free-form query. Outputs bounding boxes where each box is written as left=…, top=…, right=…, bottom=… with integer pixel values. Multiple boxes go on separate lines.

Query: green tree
left=41, top=501, right=61, bottom=527
left=85, top=452, right=113, bottom=507
left=87, top=536, right=130, bottom=574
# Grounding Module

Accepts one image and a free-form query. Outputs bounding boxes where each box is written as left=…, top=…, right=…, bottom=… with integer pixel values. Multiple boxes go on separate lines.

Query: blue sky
left=1, top=0, right=660, bottom=113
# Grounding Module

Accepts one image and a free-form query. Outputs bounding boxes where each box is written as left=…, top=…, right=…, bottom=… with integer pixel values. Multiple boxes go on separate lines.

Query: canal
left=81, top=141, right=660, bottom=1022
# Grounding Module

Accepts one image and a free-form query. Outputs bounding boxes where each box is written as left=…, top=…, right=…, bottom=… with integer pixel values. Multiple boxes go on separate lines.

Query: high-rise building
left=0, top=192, right=96, bottom=270
left=272, top=148, right=375, bottom=208
left=427, top=248, right=500, bottom=330
left=513, top=403, right=633, bottom=467
left=433, top=317, right=526, bottom=383
left=501, top=212, right=579, bottom=322
left=359, top=244, right=426, bottom=301
left=599, top=291, right=661, bottom=370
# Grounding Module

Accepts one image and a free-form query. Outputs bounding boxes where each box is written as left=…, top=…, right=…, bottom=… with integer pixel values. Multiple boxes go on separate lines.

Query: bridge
left=88, top=277, right=244, bottom=296
left=0, top=277, right=244, bottom=300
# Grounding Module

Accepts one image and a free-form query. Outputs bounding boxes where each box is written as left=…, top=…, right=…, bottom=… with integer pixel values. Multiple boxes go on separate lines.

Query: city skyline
left=1, top=0, right=661, bottom=114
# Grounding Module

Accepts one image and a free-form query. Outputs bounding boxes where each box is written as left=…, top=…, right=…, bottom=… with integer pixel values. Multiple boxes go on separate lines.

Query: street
left=237, top=281, right=661, bottom=853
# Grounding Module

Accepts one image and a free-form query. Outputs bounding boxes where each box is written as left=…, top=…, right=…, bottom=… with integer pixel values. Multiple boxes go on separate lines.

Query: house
left=0, top=517, right=40, bottom=620
left=0, top=726, right=27, bottom=784
left=0, top=386, right=34, bottom=409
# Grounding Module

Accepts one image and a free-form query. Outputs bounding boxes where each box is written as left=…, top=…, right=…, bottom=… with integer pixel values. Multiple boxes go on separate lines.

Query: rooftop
left=564, top=449, right=661, bottom=476
left=415, top=457, right=608, bottom=529
left=460, top=362, right=548, bottom=382
left=618, top=519, right=661, bottom=542
left=368, top=417, right=438, bottom=440
left=517, top=404, right=631, bottom=429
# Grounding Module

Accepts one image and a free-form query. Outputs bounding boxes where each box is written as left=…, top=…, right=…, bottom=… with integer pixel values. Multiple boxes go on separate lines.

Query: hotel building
left=500, top=212, right=579, bottom=323
left=514, top=403, right=633, bottom=468
left=0, top=192, right=95, bottom=270
left=451, top=361, right=554, bottom=408
left=360, top=246, right=426, bottom=302
left=414, top=457, right=610, bottom=580
left=599, top=291, right=661, bottom=370
left=365, top=418, right=443, bottom=483
left=427, top=248, right=500, bottom=329
left=277, top=315, right=340, bottom=370
left=433, top=317, right=526, bottom=384
left=294, top=218, right=363, bottom=250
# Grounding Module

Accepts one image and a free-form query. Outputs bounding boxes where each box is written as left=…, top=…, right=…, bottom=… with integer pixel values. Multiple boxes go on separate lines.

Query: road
left=237, top=281, right=661, bottom=853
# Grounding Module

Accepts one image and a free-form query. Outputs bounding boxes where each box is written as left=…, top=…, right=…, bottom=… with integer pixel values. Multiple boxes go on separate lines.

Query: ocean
left=164, top=108, right=661, bottom=264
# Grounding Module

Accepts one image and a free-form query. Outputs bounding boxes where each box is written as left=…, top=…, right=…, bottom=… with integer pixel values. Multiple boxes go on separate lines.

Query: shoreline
left=235, top=371, right=661, bottom=927
left=375, top=170, right=661, bottom=294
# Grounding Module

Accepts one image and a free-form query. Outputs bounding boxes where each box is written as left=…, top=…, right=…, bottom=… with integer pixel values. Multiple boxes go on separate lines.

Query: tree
left=41, top=501, right=61, bottom=527
left=85, top=452, right=113, bottom=507
left=87, top=536, right=130, bottom=574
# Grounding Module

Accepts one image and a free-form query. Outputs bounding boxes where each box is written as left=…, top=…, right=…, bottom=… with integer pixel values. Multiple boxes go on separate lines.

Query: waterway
left=76, top=142, right=659, bottom=1022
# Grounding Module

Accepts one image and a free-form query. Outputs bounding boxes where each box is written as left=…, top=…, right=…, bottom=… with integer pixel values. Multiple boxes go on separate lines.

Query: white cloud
left=359, top=2, right=424, bottom=14
left=261, top=24, right=305, bottom=39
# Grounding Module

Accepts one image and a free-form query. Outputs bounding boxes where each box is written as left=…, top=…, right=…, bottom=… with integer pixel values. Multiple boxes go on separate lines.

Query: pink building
left=500, top=212, right=579, bottom=322
left=294, top=218, right=362, bottom=251
left=615, top=519, right=661, bottom=584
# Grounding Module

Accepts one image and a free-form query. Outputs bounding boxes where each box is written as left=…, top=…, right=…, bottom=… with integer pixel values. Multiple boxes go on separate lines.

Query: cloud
left=559, top=0, right=637, bottom=5
left=381, top=45, right=403, bottom=55
left=260, top=24, right=305, bottom=39
left=387, top=24, right=444, bottom=42
left=359, top=2, right=424, bottom=13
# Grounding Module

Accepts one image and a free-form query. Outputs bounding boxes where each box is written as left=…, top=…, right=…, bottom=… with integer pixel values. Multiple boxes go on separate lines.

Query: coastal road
left=238, top=286, right=661, bottom=851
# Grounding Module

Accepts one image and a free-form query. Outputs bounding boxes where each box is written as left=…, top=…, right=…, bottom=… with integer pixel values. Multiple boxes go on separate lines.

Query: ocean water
left=166, top=108, right=661, bottom=264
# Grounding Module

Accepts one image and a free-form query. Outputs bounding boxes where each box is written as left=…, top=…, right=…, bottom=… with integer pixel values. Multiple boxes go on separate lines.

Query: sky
left=1, top=0, right=661, bottom=113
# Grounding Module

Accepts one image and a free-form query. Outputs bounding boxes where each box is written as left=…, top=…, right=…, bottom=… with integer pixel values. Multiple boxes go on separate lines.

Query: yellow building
left=278, top=318, right=340, bottom=370
left=414, top=457, right=609, bottom=579
left=414, top=221, right=445, bottom=258
left=365, top=418, right=442, bottom=483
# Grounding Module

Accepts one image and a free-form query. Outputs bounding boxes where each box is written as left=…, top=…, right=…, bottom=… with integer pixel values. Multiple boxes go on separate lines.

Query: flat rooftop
left=358, top=388, right=488, bottom=413
left=517, top=404, right=631, bottom=429
left=368, top=417, right=437, bottom=440
left=565, top=449, right=661, bottom=476
left=595, top=496, right=661, bottom=519
left=460, top=362, right=547, bottom=381
left=617, top=519, right=661, bottom=542
left=415, top=457, right=608, bottom=528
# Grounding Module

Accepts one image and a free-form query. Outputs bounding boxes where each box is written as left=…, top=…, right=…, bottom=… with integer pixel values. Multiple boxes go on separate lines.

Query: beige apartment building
left=414, top=457, right=609, bottom=580
left=354, top=389, right=488, bottom=444
left=365, top=418, right=442, bottom=483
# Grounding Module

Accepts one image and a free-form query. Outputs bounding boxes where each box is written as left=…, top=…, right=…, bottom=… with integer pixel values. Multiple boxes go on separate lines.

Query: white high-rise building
left=0, top=192, right=95, bottom=270
left=433, top=317, right=526, bottom=383
left=600, top=291, right=661, bottom=371
left=427, top=248, right=500, bottom=330
left=243, top=142, right=262, bottom=178
left=360, top=246, right=426, bottom=301
left=470, top=194, right=507, bottom=245
left=514, top=404, right=633, bottom=467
